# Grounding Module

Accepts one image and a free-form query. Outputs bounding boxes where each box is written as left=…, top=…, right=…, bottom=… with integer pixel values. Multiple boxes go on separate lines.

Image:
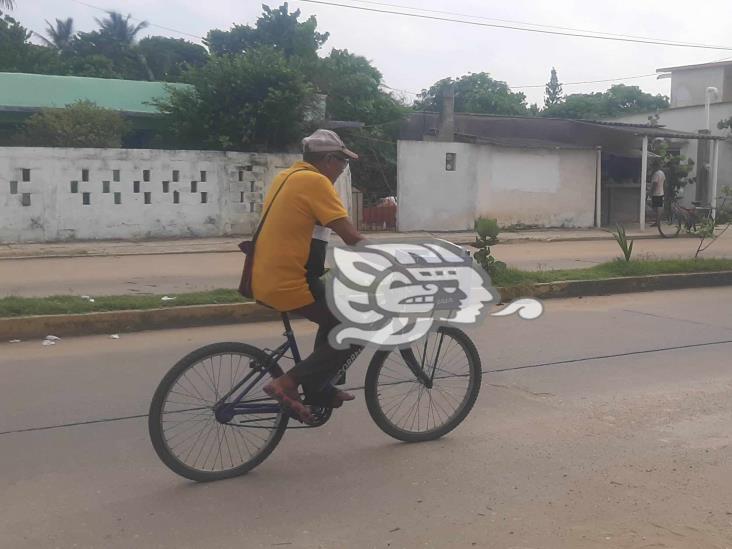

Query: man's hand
left=328, top=217, right=365, bottom=246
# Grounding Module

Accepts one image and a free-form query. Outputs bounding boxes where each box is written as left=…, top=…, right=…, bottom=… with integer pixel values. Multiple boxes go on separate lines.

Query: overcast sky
left=13, top=0, right=732, bottom=106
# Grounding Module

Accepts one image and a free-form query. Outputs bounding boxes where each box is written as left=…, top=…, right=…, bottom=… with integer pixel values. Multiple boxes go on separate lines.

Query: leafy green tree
left=313, top=49, right=408, bottom=199
left=155, top=47, right=314, bottom=151
left=415, top=73, right=528, bottom=115
left=649, top=141, right=695, bottom=208
left=40, top=18, right=75, bottom=51
left=137, top=36, right=208, bottom=82
left=17, top=100, right=129, bottom=147
left=206, top=2, right=327, bottom=66
left=542, top=84, right=669, bottom=119
left=544, top=67, right=563, bottom=108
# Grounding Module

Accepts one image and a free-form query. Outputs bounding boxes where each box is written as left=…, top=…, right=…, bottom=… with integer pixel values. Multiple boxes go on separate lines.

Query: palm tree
left=94, top=11, right=148, bottom=47
left=1, top=0, right=14, bottom=10
left=40, top=18, right=75, bottom=51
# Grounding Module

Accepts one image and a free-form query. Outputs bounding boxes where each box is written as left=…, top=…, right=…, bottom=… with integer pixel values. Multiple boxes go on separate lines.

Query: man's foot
left=263, top=376, right=313, bottom=424
left=330, top=389, right=355, bottom=409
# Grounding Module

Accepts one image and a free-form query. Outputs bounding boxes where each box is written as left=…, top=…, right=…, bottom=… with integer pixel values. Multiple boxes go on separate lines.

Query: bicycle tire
left=148, top=342, right=288, bottom=482
left=657, top=210, right=681, bottom=238
left=364, top=326, right=481, bottom=443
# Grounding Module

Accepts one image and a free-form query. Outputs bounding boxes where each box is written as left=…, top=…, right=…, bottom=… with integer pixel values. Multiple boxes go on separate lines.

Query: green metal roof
left=0, top=72, right=192, bottom=115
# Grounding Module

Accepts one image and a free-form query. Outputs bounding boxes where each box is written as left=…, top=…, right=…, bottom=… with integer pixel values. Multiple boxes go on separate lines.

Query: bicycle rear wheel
left=148, top=342, right=288, bottom=482
left=364, top=326, right=481, bottom=442
left=657, top=210, right=681, bottom=238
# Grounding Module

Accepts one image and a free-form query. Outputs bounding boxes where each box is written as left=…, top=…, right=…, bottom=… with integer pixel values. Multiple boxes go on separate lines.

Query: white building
left=612, top=60, right=732, bottom=206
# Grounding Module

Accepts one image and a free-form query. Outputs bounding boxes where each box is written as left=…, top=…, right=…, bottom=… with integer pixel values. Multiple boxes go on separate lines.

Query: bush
left=473, top=217, right=506, bottom=278
left=18, top=100, right=129, bottom=148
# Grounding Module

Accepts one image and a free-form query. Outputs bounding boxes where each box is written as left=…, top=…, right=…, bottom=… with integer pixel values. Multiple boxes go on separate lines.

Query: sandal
left=263, top=383, right=314, bottom=424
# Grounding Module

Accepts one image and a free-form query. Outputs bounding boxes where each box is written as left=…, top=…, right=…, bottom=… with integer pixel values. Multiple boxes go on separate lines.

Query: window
left=21, top=193, right=31, bottom=206
left=445, top=153, right=457, bottom=171
left=238, top=170, right=244, bottom=182
left=172, top=170, right=180, bottom=182
left=191, top=181, right=198, bottom=193
left=144, top=192, right=151, bottom=204
left=114, top=192, right=122, bottom=205
left=81, top=169, right=89, bottom=182
left=70, top=181, right=78, bottom=194
left=200, top=170, right=207, bottom=182
left=250, top=201, right=256, bottom=212
left=102, top=181, right=110, bottom=193
left=9, top=181, right=18, bottom=194
left=201, top=192, right=208, bottom=204
left=82, top=192, right=90, bottom=205
left=162, top=181, right=170, bottom=193
left=133, top=181, right=140, bottom=193
left=143, top=169, right=150, bottom=182
left=240, top=191, right=245, bottom=203
left=113, top=169, right=120, bottom=182
left=250, top=181, right=256, bottom=192
left=173, top=190, right=180, bottom=204
left=22, top=168, right=31, bottom=182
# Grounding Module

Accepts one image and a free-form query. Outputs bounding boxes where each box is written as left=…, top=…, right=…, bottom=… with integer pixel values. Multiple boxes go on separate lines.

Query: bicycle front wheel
left=657, top=210, right=681, bottom=238
left=148, top=342, right=288, bottom=482
left=364, top=327, right=481, bottom=442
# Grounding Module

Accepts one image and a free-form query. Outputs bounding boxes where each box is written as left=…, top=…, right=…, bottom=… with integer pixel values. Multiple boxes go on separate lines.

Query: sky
left=11, top=0, right=732, bottom=106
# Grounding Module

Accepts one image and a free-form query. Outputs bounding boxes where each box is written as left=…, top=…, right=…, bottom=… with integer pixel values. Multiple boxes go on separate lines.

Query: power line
left=69, top=0, right=205, bottom=41
left=510, top=72, right=659, bottom=89
left=297, top=0, right=732, bottom=51
left=343, top=0, right=724, bottom=49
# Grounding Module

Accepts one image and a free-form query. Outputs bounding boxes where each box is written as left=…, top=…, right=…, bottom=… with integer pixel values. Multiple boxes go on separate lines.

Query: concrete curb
left=3, top=271, right=731, bottom=341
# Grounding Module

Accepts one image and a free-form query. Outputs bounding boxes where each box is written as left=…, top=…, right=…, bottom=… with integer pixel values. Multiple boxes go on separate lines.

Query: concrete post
left=595, top=148, right=602, bottom=228
left=640, top=135, right=648, bottom=231
left=711, top=139, right=720, bottom=219
left=437, top=85, right=455, bottom=142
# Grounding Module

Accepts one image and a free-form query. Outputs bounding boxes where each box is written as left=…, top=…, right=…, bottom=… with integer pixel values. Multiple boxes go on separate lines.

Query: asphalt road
left=2, top=232, right=731, bottom=297
left=2, top=288, right=732, bottom=548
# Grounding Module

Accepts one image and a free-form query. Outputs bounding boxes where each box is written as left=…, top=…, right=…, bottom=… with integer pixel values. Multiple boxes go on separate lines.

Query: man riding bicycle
left=253, top=129, right=365, bottom=423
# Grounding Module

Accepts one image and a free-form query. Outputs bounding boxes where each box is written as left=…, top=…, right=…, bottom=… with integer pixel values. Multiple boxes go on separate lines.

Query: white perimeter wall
left=0, top=147, right=352, bottom=243
left=397, top=140, right=597, bottom=231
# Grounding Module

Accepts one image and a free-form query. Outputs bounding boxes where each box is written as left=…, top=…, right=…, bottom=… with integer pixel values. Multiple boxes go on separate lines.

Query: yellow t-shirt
left=252, top=161, right=348, bottom=311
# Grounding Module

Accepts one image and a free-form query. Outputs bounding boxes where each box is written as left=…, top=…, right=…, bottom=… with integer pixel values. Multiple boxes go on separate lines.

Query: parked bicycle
left=655, top=198, right=713, bottom=238
left=148, top=313, right=482, bottom=482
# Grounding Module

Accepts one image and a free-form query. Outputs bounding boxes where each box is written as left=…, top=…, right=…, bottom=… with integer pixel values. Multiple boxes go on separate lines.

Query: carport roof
left=400, top=112, right=724, bottom=154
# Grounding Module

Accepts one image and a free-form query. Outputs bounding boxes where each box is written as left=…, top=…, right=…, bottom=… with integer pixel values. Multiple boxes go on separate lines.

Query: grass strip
left=2, top=258, right=732, bottom=318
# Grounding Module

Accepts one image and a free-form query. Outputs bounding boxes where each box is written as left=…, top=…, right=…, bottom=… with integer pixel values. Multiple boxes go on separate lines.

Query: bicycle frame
left=213, top=313, right=435, bottom=420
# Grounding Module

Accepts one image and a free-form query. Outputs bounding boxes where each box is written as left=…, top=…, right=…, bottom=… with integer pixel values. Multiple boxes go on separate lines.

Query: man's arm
left=328, top=217, right=365, bottom=246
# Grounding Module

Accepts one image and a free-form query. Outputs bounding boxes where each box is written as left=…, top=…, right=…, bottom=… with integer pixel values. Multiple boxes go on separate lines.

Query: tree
left=40, top=18, right=75, bottom=51
left=137, top=36, right=208, bottom=82
left=313, top=49, right=409, bottom=199
left=542, top=84, right=669, bottom=119
left=415, top=73, right=528, bottom=115
left=154, top=47, right=314, bottom=151
left=95, top=11, right=148, bottom=47
left=544, top=67, right=563, bottom=108
left=17, top=100, right=129, bottom=148
left=206, top=2, right=327, bottom=67
left=649, top=141, right=695, bottom=205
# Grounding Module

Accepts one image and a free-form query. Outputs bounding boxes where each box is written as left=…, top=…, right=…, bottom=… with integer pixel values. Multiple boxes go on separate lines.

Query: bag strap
left=251, top=168, right=308, bottom=244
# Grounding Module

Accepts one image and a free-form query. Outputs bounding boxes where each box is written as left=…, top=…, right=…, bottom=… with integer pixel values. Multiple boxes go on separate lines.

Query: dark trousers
left=288, top=296, right=362, bottom=403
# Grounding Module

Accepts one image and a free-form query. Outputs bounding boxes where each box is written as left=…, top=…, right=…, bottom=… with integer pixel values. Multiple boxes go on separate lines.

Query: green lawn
left=2, top=258, right=731, bottom=318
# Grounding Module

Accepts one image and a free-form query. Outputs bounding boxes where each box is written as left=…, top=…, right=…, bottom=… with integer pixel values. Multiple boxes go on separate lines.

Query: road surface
left=2, top=288, right=732, bottom=548
left=2, top=232, right=731, bottom=297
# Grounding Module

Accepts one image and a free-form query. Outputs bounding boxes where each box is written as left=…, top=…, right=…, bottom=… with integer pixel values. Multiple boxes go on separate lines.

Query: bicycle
left=656, top=199, right=713, bottom=238
left=148, top=312, right=482, bottom=482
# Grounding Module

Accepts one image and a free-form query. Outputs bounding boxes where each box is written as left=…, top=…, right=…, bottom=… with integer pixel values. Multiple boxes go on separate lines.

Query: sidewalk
left=0, top=227, right=658, bottom=260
